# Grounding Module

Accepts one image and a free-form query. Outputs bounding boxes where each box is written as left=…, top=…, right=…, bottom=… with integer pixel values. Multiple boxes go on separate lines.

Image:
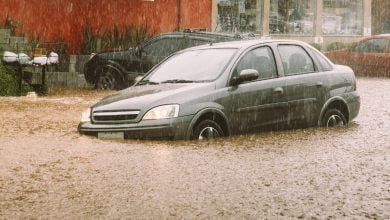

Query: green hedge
left=326, top=42, right=347, bottom=51
left=309, top=43, right=322, bottom=51
left=0, top=62, right=32, bottom=96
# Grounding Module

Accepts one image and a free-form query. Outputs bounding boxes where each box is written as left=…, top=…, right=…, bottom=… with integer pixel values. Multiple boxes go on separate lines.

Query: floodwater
left=0, top=78, right=389, bottom=219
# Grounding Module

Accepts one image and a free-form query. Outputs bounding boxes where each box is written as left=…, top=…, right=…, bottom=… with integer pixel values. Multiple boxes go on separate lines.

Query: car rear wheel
left=193, top=120, right=224, bottom=140
left=321, top=109, right=347, bottom=127
left=95, top=67, right=124, bottom=90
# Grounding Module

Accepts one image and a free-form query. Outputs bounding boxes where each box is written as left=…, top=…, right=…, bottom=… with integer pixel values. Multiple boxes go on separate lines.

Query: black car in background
left=84, top=30, right=252, bottom=90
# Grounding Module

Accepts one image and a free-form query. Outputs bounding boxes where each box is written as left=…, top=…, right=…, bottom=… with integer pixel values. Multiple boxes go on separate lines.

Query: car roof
left=370, top=34, right=390, bottom=39
left=183, top=39, right=309, bottom=50
left=158, top=31, right=255, bottom=40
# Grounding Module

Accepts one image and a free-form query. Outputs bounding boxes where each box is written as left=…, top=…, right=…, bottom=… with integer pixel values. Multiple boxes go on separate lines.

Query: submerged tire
left=193, top=120, right=224, bottom=140
left=95, top=66, right=124, bottom=90
left=321, top=109, right=347, bottom=127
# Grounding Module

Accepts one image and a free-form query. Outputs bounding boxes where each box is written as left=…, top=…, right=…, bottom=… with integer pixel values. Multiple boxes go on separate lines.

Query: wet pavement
left=0, top=78, right=389, bottom=219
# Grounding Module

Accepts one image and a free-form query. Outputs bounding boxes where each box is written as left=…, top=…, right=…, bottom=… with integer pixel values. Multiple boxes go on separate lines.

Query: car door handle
left=274, top=87, right=284, bottom=94
left=316, top=81, right=323, bottom=87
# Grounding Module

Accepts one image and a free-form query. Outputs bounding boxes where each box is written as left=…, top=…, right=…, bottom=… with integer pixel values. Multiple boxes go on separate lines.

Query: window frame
left=217, top=0, right=263, bottom=34
left=322, top=0, right=364, bottom=36
left=269, top=0, right=316, bottom=36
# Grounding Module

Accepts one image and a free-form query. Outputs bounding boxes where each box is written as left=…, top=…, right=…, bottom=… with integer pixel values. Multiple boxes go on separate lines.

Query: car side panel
left=318, top=66, right=359, bottom=123
left=284, top=72, right=329, bottom=126
left=217, top=78, right=288, bottom=134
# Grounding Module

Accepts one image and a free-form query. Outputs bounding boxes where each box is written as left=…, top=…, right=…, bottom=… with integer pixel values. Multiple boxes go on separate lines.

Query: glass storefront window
left=216, top=0, right=262, bottom=33
left=269, top=0, right=315, bottom=35
left=323, top=0, right=363, bottom=35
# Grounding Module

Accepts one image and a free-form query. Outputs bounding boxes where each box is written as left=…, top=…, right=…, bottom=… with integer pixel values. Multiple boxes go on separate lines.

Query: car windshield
left=142, top=48, right=237, bottom=84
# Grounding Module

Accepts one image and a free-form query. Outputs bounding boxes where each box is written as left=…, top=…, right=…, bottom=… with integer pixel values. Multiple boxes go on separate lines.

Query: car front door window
left=234, top=46, right=278, bottom=81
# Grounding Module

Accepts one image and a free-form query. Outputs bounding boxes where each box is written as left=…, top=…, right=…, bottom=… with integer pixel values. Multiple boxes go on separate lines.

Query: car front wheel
left=193, top=120, right=224, bottom=140
left=321, top=109, right=347, bottom=127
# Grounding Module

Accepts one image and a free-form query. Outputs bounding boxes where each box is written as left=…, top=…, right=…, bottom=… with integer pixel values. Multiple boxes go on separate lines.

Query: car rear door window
left=278, top=45, right=315, bottom=76
left=143, top=38, right=185, bottom=57
left=234, top=46, right=278, bottom=80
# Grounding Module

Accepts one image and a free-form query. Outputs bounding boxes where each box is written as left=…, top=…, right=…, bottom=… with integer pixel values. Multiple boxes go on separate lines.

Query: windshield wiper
left=160, top=79, right=196, bottom=84
left=137, top=80, right=160, bottom=86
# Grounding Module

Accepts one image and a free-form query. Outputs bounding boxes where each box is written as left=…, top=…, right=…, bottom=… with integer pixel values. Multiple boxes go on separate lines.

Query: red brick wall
left=0, top=0, right=211, bottom=53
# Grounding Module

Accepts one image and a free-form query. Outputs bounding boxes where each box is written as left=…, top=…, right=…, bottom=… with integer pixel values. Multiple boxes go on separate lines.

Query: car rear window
left=309, top=47, right=333, bottom=71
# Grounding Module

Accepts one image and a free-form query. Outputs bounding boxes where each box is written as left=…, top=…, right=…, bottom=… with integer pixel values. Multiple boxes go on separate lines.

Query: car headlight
left=143, top=104, right=179, bottom=120
left=80, top=108, right=91, bottom=122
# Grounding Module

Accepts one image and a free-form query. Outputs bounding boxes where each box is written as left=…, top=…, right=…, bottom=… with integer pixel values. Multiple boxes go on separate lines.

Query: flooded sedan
left=0, top=78, right=388, bottom=219
left=79, top=40, right=360, bottom=140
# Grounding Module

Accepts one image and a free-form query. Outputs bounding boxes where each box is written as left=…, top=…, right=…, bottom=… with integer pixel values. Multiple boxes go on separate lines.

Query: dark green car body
left=78, top=40, right=360, bottom=140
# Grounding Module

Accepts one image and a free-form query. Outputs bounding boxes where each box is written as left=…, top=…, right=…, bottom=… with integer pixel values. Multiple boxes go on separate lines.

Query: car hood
left=92, top=83, right=215, bottom=112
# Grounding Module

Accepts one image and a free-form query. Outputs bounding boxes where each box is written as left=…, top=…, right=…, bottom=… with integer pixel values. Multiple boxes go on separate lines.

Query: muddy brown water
left=0, top=78, right=389, bottom=218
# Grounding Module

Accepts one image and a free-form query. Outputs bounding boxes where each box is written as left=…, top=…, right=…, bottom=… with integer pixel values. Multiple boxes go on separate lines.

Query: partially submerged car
left=78, top=39, right=360, bottom=140
left=325, top=35, right=390, bottom=77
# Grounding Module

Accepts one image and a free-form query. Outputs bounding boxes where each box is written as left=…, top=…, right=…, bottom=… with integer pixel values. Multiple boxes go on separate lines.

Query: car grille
left=92, top=110, right=140, bottom=123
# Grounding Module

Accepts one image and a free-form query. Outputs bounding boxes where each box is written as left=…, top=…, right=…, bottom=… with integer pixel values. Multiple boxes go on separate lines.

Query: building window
left=269, top=0, right=315, bottom=35
left=323, top=0, right=363, bottom=35
left=216, top=0, right=262, bottom=33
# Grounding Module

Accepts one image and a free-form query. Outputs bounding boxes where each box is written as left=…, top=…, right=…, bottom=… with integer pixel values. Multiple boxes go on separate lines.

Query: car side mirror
left=231, top=69, right=259, bottom=86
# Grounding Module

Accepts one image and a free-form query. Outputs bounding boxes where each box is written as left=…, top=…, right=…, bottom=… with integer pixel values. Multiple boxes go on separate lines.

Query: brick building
left=1, top=0, right=389, bottom=53
left=0, top=0, right=211, bottom=53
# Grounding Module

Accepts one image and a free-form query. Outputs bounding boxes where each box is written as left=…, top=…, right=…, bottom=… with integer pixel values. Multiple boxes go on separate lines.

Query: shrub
left=3, top=16, right=25, bottom=37
left=80, top=24, right=98, bottom=55
left=326, top=42, right=346, bottom=51
left=310, top=43, right=322, bottom=51
left=0, top=62, right=32, bottom=96
left=80, top=24, right=153, bottom=54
